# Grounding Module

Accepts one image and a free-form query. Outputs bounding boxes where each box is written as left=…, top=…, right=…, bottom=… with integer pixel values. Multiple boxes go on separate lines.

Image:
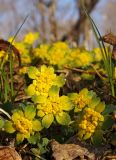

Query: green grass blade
left=82, top=1, right=115, bottom=96
left=7, top=14, right=29, bottom=101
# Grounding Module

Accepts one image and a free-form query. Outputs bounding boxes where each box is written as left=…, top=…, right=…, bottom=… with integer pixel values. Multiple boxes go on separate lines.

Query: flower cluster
left=68, top=88, right=93, bottom=112
left=4, top=104, right=42, bottom=142
left=8, top=32, right=39, bottom=65
left=68, top=88, right=105, bottom=140
left=26, top=65, right=65, bottom=98
left=0, top=32, right=108, bottom=71
left=33, top=42, right=96, bottom=69
left=23, top=32, right=39, bottom=44
left=78, top=107, right=104, bottom=140
left=36, top=86, right=73, bottom=128
left=0, top=32, right=109, bottom=71
left=26, top=65, right=72, bottom=128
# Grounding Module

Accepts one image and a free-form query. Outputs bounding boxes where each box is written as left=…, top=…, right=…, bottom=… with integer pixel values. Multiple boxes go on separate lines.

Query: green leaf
left=56, top=112, right=71, bottom=125
left=16, top=133, right=24, bottom=143
left=0, top=118, right=4, bottom=129
left=78, top=130, right=85, bottom=139
left=83, top=132, right=92, bottom=140
left=40, top=65, right=48, bottom=72
left=27, top=66, right=39, bottom=79
left=42, top=138, right=49, bottom=146
left=37, top=110, right=45, bottom=117
left=24, top=105, right=36, bottom=120
left=89, top=97, right=100, bottom=109
left=55, top=75, right=65, bottom=87
left=102, top=116, right=114, bottom=130
left=4, top=121, right=15, bottom=133
left=37, top=143, right=46, bottom=154
left=32, top=119, right=43, bottom=131
left=92, top=130, right=103, bottom=145
left=32, top=95, right=47, bottom=104
left=80, top=88, right=88, bottom=95
left=30, top=148, right=40, bottom=156
left=48, top=86, right=59, bottom=96
left=68, top=93, right=78, bottom=100
left=42, top=114, right=54, bottom=128
left=102, top=104, right=116, bottom=115
left=95, top=102, right=105, bottom=113
left=28, top=133, right=40, bottom=144
left=60, top=96, right=73, bottom=111
left=26, top=84, right=35, bottom=96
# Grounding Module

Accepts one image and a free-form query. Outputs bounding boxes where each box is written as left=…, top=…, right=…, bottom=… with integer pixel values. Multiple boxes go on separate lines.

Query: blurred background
left=0, top=0, right=116, bottom=49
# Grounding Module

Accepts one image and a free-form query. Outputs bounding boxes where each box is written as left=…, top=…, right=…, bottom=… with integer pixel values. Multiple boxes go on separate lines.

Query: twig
left=64, top=66, right=107, bottom=80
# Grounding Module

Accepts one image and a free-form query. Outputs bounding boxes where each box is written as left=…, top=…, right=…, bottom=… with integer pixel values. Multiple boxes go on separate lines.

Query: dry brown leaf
left=50, top=139, right=95, bottom=160
left=0, top=146, right=22, bottom=160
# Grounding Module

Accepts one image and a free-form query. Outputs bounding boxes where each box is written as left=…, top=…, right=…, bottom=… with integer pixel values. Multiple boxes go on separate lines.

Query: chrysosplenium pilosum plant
left=68, top=88, right=105, bottom=140
left=4, top=104, right=42, bottom=143
left=26, top=65, right=73, bottom=128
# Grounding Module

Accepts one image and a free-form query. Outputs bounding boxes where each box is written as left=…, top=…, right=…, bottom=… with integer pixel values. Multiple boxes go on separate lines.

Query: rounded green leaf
left=32, top=95, right=47, bottom=104
left=80, top=88, right=88, bottom=95
left=27, top=66, right=39, bottom=79
left=60, top=96, right=73, bottom=111
left=78, top=130, right=85, bottom=139
left=89, top=97, right=100, bottom=109
left=102, top=104, right=116, bottom=115
left=83, top=132, right=92, bottom=140
left=28, top=133, right=40, bottom=144
left=16, top=133, right=24, bottom=142
left=95, top=102, right=105, bottom=113
left=40, top=65, right=48, bottom=72
left=37, top=110, right=45, bottom=117
left=74, top=107, right=82, bottom=112
left=56, top=112, right=71, bottom=125
left=55, top=75, right=65, bottom=87
left=4, top=121, right=15, bottom=133
left=32, top=120, right=43, bottom=131
left=26, top=84, right=35, bottom=96
left=24, top=105, right=36, bottom=120
left=68, top=93, right=78, bottom=100
left=48, top=86, right=59, bottom=96
left=102, top=116, right=114, bottom=130
left=42, top=138, right=49, bottom=146
left=92, top=130, right=103, bottom=145
left=42, top=114, right=54, bottom=128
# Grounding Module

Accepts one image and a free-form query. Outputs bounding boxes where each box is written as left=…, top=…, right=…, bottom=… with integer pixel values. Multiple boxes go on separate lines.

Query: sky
left=0, top=0, right=116, bottom=40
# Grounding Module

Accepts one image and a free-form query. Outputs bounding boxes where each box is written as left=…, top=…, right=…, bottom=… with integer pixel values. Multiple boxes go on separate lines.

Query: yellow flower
left=78, top=51, right=93, bottom=67
left=93, top=48, right=102, bottom=61
left=0, top=50, right=5, bottom=59
left=26, top=65, right=65, bottom=97
left=23, top=32, right=39, bottom=44
left=53, top=41, right=69, bottom=49
left=36, top=86, right=73, bottom=128
left=12, top=112, right=33, bottom=135
left=47, top=42, right=69, bottom=68
left=78, top=107, right=104, bottom=140
left=4, top=105, right=42, bottom=142
left=14, top=42, right=31, bottom=65
left=19, top=66, right=28, bottom=74
left=33, top=44, right=50, bottom=59
left=68, top=88, right=92, bottom=112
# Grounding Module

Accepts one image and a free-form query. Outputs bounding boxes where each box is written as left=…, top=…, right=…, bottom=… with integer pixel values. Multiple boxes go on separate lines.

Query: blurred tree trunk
left=37, top=0, right=47, bottom=41
left=68, top=0, right=99, bottom=44
left=48, top=0, right=57, bottom=41
left=36, top=0, right=57, bottom=42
